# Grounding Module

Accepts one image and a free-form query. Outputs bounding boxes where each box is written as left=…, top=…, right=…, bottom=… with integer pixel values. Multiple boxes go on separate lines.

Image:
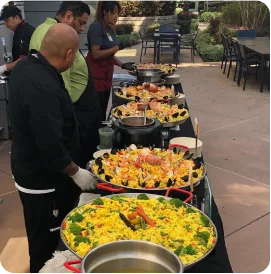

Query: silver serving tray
left=111, top=106, right=189, bottom=128
left=60, top=192, right=217, bottom=270
left=90, top=152, right=206, bottom=192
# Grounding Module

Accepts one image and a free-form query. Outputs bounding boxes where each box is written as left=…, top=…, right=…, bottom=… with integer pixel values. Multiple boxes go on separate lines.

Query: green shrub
left=200, top=12, right=222, bottom=22
left=191, top=19, right=199, bottom=33
left=208, top=18, right=220, bottom=35
left=120, top=1, right=176, bottom=16
left=252, top=3, right=271, bottom=29
left=177, top=9, right=192, bottom=35
left=131, top=32, right=140, bottom=40
left=146, top=23, right=160, bottom=36
left=195, top=30, right=215, bottom=47
left=198, top=44, right=224, bottom=61
left=116, top=24, right=134, bottom=35
left=221, top=2, right=242, bottom=26
left=195, top=30, right=223, bottom=61
left=220, top=26, right=238, bottom=37
left=257, top=28, right=270, bottom=37
left=175, top=7, right=183, bottom=15
left=117, top=34, right=140, bottom=49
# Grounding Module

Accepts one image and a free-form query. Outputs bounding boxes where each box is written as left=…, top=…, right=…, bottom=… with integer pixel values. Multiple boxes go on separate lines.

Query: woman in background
left=86, top=1, right=134, bottom=120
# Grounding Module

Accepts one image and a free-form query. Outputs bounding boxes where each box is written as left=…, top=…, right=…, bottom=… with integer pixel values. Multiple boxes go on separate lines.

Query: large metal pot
left=136, top=68, right=164, bottom=83
left=65, top=240, right=184, bottom=273
left=119, top=116, right=155, bottom=127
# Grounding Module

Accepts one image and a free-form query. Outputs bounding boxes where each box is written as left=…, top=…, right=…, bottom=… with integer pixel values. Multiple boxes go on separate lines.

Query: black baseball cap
left=0, top=6, right=22, bottom=20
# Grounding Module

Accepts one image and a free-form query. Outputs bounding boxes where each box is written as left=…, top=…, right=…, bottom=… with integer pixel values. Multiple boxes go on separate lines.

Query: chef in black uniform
left=0, top=5, right=35, bottom=75
left=9, top=23, right=97, bottom=273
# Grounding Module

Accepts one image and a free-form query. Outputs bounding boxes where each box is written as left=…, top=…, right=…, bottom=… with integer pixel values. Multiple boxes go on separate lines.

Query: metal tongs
left=1, top=37, right=13, bottom=63
left=143, top=104, right=147, bottom=125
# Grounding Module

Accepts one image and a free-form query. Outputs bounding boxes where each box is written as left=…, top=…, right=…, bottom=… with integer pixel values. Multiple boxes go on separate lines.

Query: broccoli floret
left=174, top=245, right=185, bottom=256
left=111, top=195, right=127, bottom=203
left=92, top=198, right=104, bottom=205
left=157, top=197, right=166, bottom=204
left=184, top=244, right=197, bottom=255
left=69, top=223, right=82, bottom=236
left=137, top=194, right=149, bottom=200
left=186, top=207, right=196, bottom=214
left=169, top=198, right=184, bottom=208
left=74, top=236, right=90, bottom=247
left=111, top=195, right=121, bottom=201
left=200, top=214, right=210, bottom=227
left=68, top=212, right=84, bottom=223
left=195, top=231, right=210, bottom=246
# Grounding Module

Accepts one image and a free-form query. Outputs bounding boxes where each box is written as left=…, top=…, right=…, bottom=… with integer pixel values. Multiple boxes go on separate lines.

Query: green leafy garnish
left=92, top=198, right=104, bottom=205
left=157, top=197, right=167, bottom=204
left=137, top=194, right=149, bottom=200
left=74, top=236, right=90, bottom=247
left=69, top=223, right=82, bottom=236
left=169, top=198, right=184, bottom=208
left=200, top=214, right=210, bottom=227
left=185, top=244, right=197, bottom=255
left=195, top=231, right=210, bottom=246
left=186, top=207, right=196, bottom=214
left=68, top=213, right=84, bottom=223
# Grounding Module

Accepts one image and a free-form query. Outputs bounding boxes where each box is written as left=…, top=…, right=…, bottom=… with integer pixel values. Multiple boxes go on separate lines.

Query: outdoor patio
left=0, top=42, right=270, bottom=272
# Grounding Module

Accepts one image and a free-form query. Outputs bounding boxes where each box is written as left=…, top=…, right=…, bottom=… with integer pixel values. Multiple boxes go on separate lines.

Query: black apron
left=73, top=51, right=102, bottom=164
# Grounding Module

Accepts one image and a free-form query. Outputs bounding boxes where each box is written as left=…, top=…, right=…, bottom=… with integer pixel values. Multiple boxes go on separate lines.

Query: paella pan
left=61, top=193, right=217, bottom=269
left=128, top=63, right=175, bottom=76
left=114, top=83, right=177, bottom=102
left=90, top=144, right=205, bottom=191
left=111, top=101, right=189, bottom=128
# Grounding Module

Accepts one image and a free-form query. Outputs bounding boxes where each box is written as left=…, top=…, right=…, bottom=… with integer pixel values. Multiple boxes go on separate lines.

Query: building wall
left=24, top=1, right=97, bottom=50
left=118, top=15, right=178, bottom=32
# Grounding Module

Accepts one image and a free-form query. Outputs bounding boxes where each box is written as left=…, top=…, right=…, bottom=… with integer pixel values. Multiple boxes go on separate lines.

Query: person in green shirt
left=30, top=1, right=102, bottom=164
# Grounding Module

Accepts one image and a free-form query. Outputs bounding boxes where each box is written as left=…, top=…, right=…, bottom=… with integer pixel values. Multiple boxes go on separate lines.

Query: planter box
left=118, top=15, right=177, bottom=32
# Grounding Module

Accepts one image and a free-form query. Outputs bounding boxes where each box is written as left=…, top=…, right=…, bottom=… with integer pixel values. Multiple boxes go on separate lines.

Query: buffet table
left=56, top=82, right=233, bottom=273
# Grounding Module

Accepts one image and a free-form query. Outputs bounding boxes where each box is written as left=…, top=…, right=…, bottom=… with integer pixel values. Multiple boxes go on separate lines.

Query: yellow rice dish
left=135, top=63, right=175, bottom=74
left=62, top=195, right=217, bottom=266
left=92, top=147, right=204, bottom=189
left=115, top=84, right=174, bottom=101
left=112, top=101, right=189, bottom=124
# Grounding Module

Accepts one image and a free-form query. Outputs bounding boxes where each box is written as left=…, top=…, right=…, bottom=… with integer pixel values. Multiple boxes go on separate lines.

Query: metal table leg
left=260, top=54, right=265, bottom=92
left=153, top=37, right=158, bottom=63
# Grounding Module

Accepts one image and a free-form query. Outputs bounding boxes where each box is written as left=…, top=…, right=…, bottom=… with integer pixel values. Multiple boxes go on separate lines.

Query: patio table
left=233, top=37, right=270, bottom=47
left=245, top=44, right=269, bottom=92
left=233, top=37, right=270, bottom=92
left=55, top=82, right=233, bottom=273
left=153, top=32, right=181, bottom=64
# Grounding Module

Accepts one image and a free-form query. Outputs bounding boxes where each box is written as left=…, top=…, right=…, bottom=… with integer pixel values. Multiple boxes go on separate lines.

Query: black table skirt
left=56, top=83, right=233, bottom=273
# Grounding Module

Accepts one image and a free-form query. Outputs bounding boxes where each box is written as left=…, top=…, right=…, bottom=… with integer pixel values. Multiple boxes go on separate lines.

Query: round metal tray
left=90, top=152, right=206, bottom=192
left=60, top=192, right=217, bottom=270
left=111, top=105, right=189, bottom=128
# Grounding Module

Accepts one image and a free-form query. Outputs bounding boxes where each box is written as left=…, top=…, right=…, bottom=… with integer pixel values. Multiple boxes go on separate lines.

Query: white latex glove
left=71, top=167, right=97, bottom=190
left=0, top=64, right=7, bottom=75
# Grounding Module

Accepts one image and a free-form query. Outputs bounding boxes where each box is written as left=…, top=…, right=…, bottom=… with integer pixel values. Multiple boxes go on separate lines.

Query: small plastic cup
left=98, top=127, right=114, bottom=149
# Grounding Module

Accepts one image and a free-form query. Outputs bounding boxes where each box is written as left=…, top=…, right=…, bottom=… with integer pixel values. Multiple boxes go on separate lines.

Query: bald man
left=9, top=24, right=97, bottom=273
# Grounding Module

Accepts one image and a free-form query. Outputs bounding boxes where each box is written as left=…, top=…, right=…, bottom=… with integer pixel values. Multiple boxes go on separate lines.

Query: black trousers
left=18, top=179, right=81, bottom=273
left=97, top=90, right=111, bottom=121
left=79, top=126, right=100, bottom=164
